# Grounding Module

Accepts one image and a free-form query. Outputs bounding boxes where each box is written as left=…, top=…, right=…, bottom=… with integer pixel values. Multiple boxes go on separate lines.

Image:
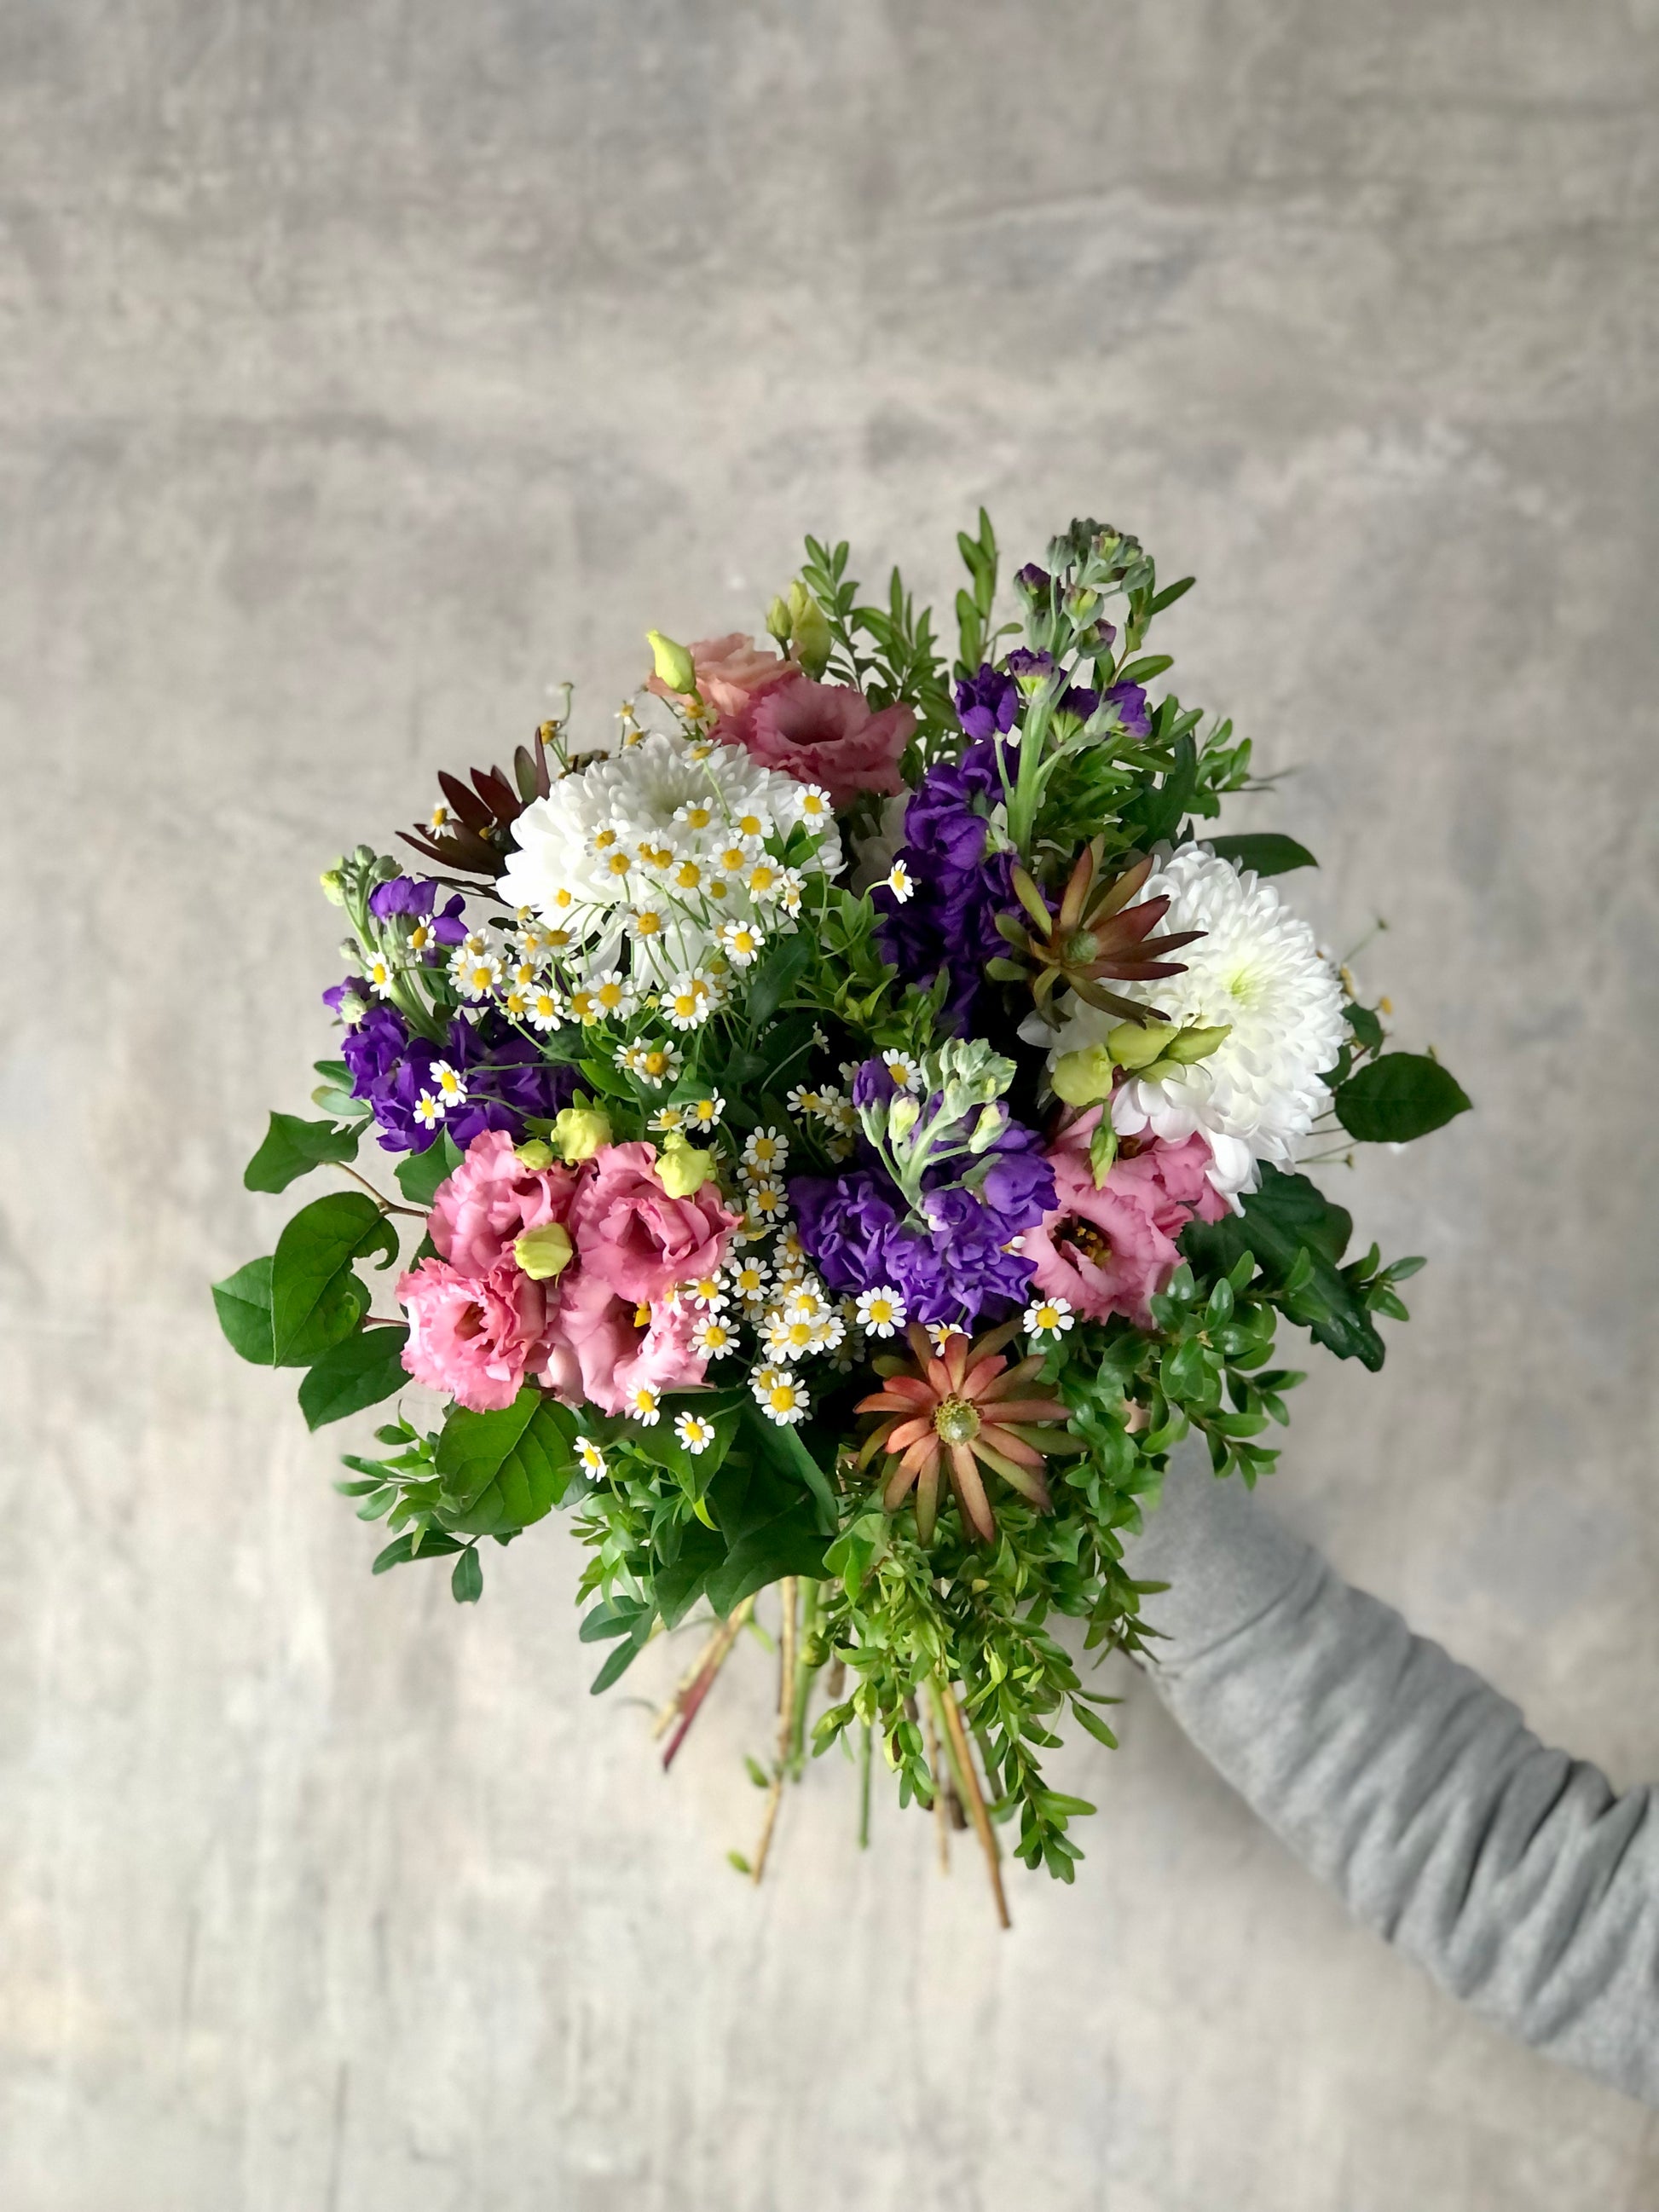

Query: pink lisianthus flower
left=565, top=1141, right=741, bottom=1308
left=644, top=632, right=797, bottom=719
left=722, top=675, right=914, bottom=810
left=546, top=1271, right=709, bottom=1415
left=396, top=1256, right=555, bottom=1414
left=1025, top=1123, right=1230, bottom=1329
left=428, top=1129, right=578, bottom=1278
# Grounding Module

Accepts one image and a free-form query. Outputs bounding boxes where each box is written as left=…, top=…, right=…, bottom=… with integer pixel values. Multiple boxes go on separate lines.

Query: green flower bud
left=319, top=864, right=348, bottom=906
left=645, top=629, right=697, bottom=696
left=513, top=1139, right=557, bottom=1170
left=1106, top=1020, right=1178, bottom=1072
left=968, top=1102, right=1008, bottom=1153
left=656, top=1135, right=714, bottom=1197
left=887, top=1095, right=921, bottom=1141
left=1049, top=1045, right=1118, bottom=1107
left=552, top=1106, right=612, bottom=1162
left=1164, top=1023, right=1232, bottom=1066
left=786, top=581, right=832, bottom=681
left=513, top=1222, right=574, bottom=1280
left=765, top=595, right=793, bottom=646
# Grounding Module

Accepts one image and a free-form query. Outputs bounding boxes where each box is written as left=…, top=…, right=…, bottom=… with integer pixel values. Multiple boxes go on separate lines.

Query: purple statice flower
left=953, top=662, right=1020, bottom=742
left=871, top=736, right=1019, bottom=1031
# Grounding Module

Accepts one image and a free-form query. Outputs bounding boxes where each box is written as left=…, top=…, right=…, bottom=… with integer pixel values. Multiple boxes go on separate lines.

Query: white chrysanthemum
left=498, top=729, right=842, bottom=974
left=1045, top=846, right=1346, bottom=1203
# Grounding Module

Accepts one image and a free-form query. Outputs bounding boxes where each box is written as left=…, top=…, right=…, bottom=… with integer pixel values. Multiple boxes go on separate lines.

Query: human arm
left=1125, top=1441, right=1659, bottom=2105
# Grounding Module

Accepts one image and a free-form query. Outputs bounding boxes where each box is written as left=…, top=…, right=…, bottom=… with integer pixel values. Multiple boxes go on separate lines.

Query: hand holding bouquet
left=217, top=515, right=1467, bottom=1919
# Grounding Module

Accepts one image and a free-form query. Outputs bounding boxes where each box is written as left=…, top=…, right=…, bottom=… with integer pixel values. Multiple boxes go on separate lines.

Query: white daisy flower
left=627, top=1383, right=663, bottom=1426
left=587, top=969, right=636, bottom=1021
left=884, top=858, right=916, bottom=904
left=685, top=1094, right=725, bottom=1131
left=881, top=1049, right=921, bottom=1093
left=364, top=951, right=399, bottom=998
left=785, top=1084, right=826, bottom=1118
left=617, top=1040, right=683, bottom=1089
left=772, top=1227, right=810, bottom=1278
left=575, top=1436, right=608, bottom=1480
left=744, top=858, right=783, bottom=903
left=855, top=1285, right=906, bottom=1337
left=926, top=1321, right=967, bottom=1353
left=451, top=949, right=504, bottom=1002
left=743, top=1179, right=788, bottom=1225
left=413, top=1091, right=445, bottom=1130
left=1023, top=1294, right=1075, bottom=1343
left=775, top=868, right=805, bottom=915
left=427, top=802, right=451, bottom=835
left=716, top=917, right=766, bottom=967
left=673, top=1411, right=716, bottom=1456
left=751, top=1365, right=810, bottom=1427
left=682, top=1273, right=728, bottom=1313
left=764, top=1310, right=819, bottom=1361
left=662, top=971, right=717, bottom=1032
left=691, top=1314, right=737, bottom=1360
left=526, top=984, right=565, bottom=1031
left=649, top=1104, right=685, bottom=1135
left=725, top=1256, right=771, bottom=1306
left=743, top=1127, right=789, bottom=1174
left=795, top=784, right=833, bottom=828
left=430, top=1061, right=466, bottom=1106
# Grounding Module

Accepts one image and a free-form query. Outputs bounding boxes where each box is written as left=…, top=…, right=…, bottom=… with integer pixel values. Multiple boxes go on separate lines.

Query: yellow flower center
left=933, top=1397, right=981, bottom=1446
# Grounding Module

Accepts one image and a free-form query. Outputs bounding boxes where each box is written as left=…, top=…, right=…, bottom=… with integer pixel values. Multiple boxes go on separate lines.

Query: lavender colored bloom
left=325, top=986, right=575, bottom=1156
left=1101, top=679, right=1150, bottom=740
left=1005, top=647, right=1055, bottom=682
left=953, top=663, right=1020, bottom=742
left=338, top=1001, right=408, bottom=1094
left=1013, top=563, right=1050, bottom=599
left=872, top=736, right=1020, bottom=1031
left=367, top=875, right=468, bottom=950
left=322, top=975, right=367, bottom=1015
left=1058, top=683, right=1099, bottom=721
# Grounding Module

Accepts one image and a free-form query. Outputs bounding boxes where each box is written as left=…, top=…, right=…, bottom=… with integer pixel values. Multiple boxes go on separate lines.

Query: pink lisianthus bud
left=724, top=676, right=913, bottom=811
left=643, top=632, right=798, bottom=719
left=428, top=1128, right=579, bottom=1279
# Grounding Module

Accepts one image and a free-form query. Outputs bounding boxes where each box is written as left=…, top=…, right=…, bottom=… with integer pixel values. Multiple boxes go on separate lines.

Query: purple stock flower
left=872, top=736, right=1020, bottom=1031
left=1101, top=679, right=1150, bottom=739
left=1058, top=683, right=1099, bottom=720
left=953, top=662, right=1020, bottom=742
left=367, top=875, right=468, bottom=951
left=1005, top=647, right=1055, bottom=682
left=325, top=983, right=575, bottom=1155
left=1013, top=563, right=1050, bottom=599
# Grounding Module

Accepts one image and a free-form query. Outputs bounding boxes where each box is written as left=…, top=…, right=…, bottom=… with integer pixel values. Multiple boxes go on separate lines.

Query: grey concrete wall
left=4, top=3, right=1659, bottom=2205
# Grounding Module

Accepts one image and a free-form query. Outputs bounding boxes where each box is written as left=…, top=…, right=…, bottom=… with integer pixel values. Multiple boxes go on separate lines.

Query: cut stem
left=858, top=1719, right=873, bottom=1849
left=933, top=1673, right=1010, bottom=1931
left=750, top=1578, right=799, bottom=1886
left=658, top=1596, right=755, bottom=1770
left=923, top=1694, right=951, bottom=1875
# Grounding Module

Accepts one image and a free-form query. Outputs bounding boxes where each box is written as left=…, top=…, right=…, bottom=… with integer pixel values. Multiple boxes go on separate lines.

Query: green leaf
left=1206, top=833, right=1317, bottom=877
left=395, top=1135, right=462, bottom=1206
left=269, top=1193, right=397, bottom=1366
left=739, top=1403, right=839, bottom=1534
left=624, top=1389, right=745, bottom=1501
left=653, top=1519, right=728, bottom=1628
left=243, top=1112, right=362, bottom=1193
left=450, top=1547, right=483, bottom=1603
left=702, top=1450, right=830, bottom=1615
left=1344, top=1001, right=1384, bottom=1051
left=580, top=1595, right=651, bottom=1643
left=212, top=1255, right=278, bottom=1365
left=298, top=1325, right=410, bottom=1430
left=589, top=1606, right=656, bottom=1695
left=434, top=1389, right=578, bottom=1534
left=1334, top=1053, right=1471, bottom=1144
left=746, top=931, right=812, bottom=1027
left=372, top=1528, right=462, bottom=1573
left=1182, top=1165, right=1385, bottom=1369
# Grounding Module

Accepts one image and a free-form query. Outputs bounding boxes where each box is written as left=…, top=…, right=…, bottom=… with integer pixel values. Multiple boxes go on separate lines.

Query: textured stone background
left=4, top=3, right=1659, bottom=2206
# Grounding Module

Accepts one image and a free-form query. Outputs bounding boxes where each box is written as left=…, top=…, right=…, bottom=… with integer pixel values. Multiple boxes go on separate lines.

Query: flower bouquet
left=215, top=515, right=1468, bottom=1920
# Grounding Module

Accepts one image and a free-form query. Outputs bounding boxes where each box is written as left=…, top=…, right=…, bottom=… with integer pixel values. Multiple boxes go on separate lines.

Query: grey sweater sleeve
left=1126, top=1443, right=1659, bottom=2105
